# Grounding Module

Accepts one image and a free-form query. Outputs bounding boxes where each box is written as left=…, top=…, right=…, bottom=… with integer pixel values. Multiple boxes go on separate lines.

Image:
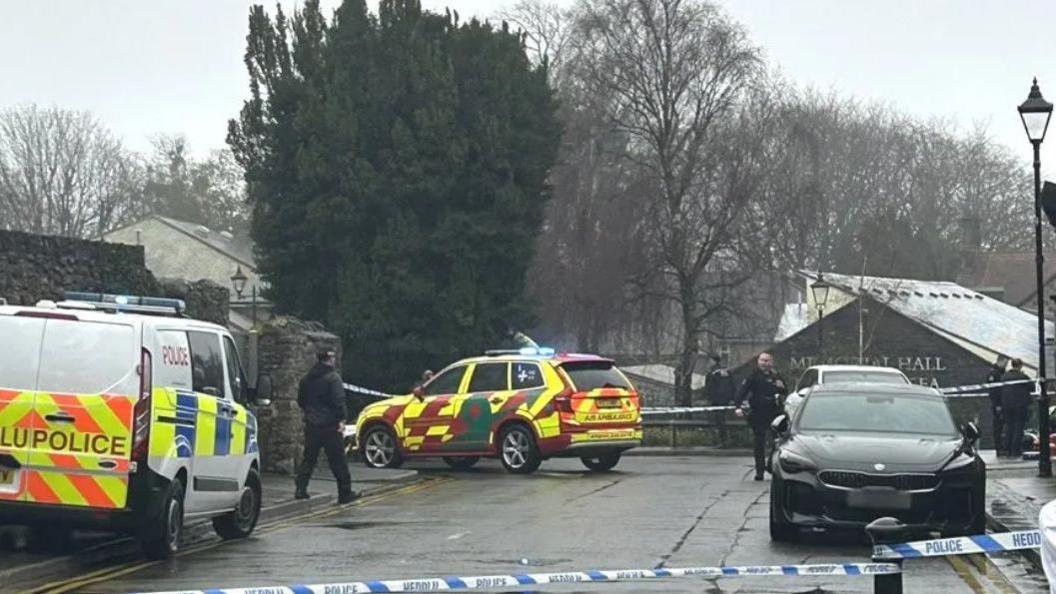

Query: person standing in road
left=295, top=350, right=356, bottom=503
left=735, top=352, right=788, bottom=481
left=704, top=354, right=735, bottom=406
left=1001, top=358, right=1032, bottom=459
left=986, top=356, right=1009, bottom=456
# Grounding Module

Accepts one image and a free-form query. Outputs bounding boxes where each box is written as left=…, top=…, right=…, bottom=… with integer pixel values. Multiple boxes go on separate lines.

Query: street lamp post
left=811, top=274, right=832, bottom=362
left=1019, top=78, right=1054, bottom=477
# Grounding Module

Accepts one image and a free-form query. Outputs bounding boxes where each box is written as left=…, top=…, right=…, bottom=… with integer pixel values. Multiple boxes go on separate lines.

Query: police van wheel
left=442, top=456, right=480, bottom=470
left=580, top=453, right=621, bottom=472
left=499, top=425, right=541, bottom=474
left=141, top=477, right=185, bottom=560
left=362, top=426, right=403, bottom=469
left=213, top=471, right=262, bottom=540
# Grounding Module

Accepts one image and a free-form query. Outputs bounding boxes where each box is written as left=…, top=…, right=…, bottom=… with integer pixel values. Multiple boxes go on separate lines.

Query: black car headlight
left=779, top=450, right=817, bottom=474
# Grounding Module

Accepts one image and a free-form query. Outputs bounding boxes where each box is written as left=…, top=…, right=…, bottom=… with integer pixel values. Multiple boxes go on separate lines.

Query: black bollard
left=865, top=517, right=907, bottom=594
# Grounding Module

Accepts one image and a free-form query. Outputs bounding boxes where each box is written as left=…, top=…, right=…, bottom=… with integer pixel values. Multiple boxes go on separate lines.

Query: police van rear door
left=0, top=313, right=47, bottom=503
left=27, top=315, right=138, bottom=509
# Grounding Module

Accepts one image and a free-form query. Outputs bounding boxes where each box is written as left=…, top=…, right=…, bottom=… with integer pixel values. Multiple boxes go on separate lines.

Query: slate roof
left=795, top=271, right=1054, bottom=372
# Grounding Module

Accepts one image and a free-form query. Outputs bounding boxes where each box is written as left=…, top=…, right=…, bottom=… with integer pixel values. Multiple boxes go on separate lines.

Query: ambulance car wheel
left=361, top=425, right=403, bottom=469
left=141, top=476, right=185, bottom=560
left=213, top=470, right=262, bottom=540
left=442, top=456, right=480, bottom=470
left=580, top=452, right=621, bottom=472
left=499, top=424, right=541, bottom=474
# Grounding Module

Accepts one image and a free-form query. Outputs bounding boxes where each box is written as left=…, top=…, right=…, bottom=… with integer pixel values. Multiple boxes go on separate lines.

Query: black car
left=769, top=383, right=985, bottom=541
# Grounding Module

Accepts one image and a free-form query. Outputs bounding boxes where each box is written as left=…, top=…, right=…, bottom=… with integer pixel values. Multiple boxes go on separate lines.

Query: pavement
left=11, top=455, right=1046, bottom=594
left=0, top=465, right=418, bottom=591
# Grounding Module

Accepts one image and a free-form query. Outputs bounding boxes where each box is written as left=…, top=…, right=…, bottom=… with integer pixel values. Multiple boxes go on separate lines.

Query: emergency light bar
left=61, top=291, right=186, bottom=317
left=484, top=347, right=556, bottom=357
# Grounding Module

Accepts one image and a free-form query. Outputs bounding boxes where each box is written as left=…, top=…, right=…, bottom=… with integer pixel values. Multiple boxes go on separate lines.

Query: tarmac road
left=13, top=456, right=1037, bottom=594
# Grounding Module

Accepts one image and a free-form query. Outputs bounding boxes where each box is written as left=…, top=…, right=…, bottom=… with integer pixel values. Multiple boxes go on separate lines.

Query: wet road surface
left=14, top=456, right=1033, bottom=593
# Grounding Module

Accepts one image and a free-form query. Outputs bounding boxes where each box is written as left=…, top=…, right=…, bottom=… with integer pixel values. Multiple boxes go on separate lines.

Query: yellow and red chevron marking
left=0, top=389, right=134, bottom=509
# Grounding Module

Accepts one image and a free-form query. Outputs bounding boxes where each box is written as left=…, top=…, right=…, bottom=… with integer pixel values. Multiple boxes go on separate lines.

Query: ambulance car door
left=403, top=365, right=467, bottom=454
left=0, top=314, right=46, bottom=503
left=153, top=329, right=201, bottom=511
left=459, top=362, right=510, bottom=450
left=29, top=317, right=138, bottom=510
left=186, top=330, right=235, bottom=512
left=219, top=335, right=251, bottom=506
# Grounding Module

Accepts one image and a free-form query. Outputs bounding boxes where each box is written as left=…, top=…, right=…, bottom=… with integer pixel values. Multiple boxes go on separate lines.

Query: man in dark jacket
left=736, top=352, right=788, bottom=481
left=294, top=350, right=355, bottom=503
left=1001, top=358, right=1033, bottom=458
left=704, top=354, right=735, bottom=406
left=986, top=356, right=1009, bottom=456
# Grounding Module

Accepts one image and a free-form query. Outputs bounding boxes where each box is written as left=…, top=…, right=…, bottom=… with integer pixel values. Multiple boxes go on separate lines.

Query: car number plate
left=0, top=467, right=14, bottom=486
left=847, top=488, right=910, bottom=510
left=596, top=399, right=622, bottom=409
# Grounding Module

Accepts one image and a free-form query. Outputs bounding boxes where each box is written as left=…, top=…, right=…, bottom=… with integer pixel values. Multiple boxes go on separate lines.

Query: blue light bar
left=518, top=347, right=556, bottom=357
left=63, top=291, right=186, bottom=316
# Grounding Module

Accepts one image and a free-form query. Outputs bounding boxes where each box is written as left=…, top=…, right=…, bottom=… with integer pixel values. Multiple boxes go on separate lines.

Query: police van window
left=512, top=362, right=543, bottom=390
left=222, top=336, right=247, bottom=403
left=468, top=363, right=508, bottom=393
left=156, top=330, right=193, bottom=390
left=424, top=366, right=466, bottom=396
left=188, top=331, right=225, bottom=398
left=0, top=316, right=45, bottom=391
left=36, top=319, right=137, bottom=395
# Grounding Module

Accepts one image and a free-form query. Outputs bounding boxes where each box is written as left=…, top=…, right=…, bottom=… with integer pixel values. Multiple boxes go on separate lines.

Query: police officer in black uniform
left=986, top=356, right=1009, bottom=456
left=294, top=350, right=356, bottom=503
left=736, top=352, right=788, bottom=481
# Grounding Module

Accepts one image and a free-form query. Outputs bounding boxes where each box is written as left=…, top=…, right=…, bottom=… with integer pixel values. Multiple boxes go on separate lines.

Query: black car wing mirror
left=963, top=421, right=980, bottom=444
left=771, top=414, right=790, bottom=436
left=250, top=374, right=274, bottom=407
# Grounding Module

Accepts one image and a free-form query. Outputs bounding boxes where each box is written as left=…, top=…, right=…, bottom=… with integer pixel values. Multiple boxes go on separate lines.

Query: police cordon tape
left=343, top=383, right=391, bottom=399
left=873, top=529, right=1043, bottom=560
left=133, top=562, right=902, bottom=594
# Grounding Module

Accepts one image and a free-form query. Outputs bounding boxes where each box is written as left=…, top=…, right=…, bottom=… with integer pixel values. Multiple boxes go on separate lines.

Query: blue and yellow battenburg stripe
left=150, top=388, right=254, bottom=458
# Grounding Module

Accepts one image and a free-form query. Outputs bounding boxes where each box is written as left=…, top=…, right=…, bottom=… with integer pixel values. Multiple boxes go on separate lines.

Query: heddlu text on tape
left=133, top=563, right=901, bottom=594
left=873, top=530, right=1042, bottom=560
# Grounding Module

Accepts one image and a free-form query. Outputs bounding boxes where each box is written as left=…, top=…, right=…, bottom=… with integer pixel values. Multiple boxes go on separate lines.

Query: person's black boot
left=754, top=473, right=764, bottom=481
left=338, top=490, right=360, bottom=504
left=294, top=488, right=310, bottom=500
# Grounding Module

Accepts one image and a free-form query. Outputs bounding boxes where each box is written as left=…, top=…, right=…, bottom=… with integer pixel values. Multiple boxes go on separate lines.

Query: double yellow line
left=21, top=477, right=448, bottom=594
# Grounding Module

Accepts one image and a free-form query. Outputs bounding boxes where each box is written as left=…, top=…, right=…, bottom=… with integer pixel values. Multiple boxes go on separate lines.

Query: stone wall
left=0, top=229, right=158, bottom=304
left=157, top=278, right=230, bottom=326
left=255, top=316, right=342, bottom=474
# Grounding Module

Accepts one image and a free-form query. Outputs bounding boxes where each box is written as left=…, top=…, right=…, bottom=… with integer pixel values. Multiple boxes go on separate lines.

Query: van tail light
left=553, top=388, right=574, bottom=413
left=132, top=348, right=152, bottom=465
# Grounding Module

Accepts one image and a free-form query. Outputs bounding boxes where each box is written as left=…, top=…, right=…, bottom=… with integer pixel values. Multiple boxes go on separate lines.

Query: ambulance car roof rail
left=60, top=291, right=187, bottom=317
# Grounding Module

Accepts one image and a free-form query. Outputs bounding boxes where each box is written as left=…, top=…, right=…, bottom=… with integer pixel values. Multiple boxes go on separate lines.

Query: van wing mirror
left=251, top=374, right=274, bottom=406
left=963, top=421, right=980, bottom=444
left=771, top=414, right=790, bottom=436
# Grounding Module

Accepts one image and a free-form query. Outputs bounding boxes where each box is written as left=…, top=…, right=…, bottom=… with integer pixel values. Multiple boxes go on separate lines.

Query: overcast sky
left=1, top=0, right=1053, bottom=167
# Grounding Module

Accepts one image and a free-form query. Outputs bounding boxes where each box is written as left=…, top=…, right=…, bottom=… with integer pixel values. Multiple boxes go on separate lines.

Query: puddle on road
left=319, top=521, right=404, bottom=531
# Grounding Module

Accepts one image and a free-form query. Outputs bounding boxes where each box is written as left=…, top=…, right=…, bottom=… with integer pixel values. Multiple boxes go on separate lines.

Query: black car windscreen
left=797, top=391, right=958, bottom=436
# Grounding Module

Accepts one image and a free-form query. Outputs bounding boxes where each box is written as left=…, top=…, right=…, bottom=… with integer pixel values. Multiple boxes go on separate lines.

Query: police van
left=0, top=292, right=271, bottom=559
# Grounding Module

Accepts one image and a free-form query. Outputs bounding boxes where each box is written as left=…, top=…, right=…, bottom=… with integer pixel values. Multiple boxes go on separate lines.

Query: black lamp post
left=230, top=265, right=247, bottom=300
left=1019, top=77, right=1054, bottom=477
left=811, top=274, right=831, bottom=361
left=230, top=265, right=258, bottom=327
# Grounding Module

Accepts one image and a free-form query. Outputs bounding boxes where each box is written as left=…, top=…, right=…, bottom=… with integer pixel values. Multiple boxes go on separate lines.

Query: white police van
left=0, top=292, right=271, bottom=559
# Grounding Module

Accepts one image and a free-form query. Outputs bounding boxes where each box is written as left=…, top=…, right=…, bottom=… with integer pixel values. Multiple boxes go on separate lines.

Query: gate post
left=865, top=517, right=906, bottom=594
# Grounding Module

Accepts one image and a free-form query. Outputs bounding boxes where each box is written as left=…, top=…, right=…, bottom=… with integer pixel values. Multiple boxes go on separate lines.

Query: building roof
left=956, top=250, right=1056, bottom=307
left=799, top=270, right=1055, bottom=373
left=774, top=303, right=811, bottom=342
left=622, top=364, right=708, bottom=391
left=107, top=215, right=256, bottom=269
